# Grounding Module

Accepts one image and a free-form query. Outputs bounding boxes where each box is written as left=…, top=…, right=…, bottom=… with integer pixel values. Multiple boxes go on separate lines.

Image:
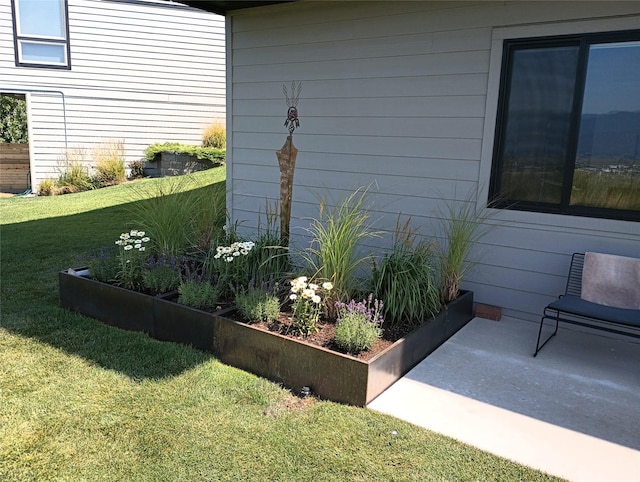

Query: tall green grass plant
left=127, top=174, right=226, bottom=257
left=438, top=190, right=496, bottom=303
left=300, top=188, right=378, bottom=313
left=370, top=216, right=441, bottom=329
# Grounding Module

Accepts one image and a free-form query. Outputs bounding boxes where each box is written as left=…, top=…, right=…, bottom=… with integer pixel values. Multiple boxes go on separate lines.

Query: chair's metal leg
left=534, top=310, right=560, bottom=357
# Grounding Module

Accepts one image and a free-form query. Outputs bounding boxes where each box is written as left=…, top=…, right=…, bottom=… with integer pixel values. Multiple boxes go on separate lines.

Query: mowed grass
left=0, top=167, right=560, bottom=481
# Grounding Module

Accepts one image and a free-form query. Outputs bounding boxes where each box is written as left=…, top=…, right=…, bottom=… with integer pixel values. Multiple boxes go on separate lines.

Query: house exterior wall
left=0, top=0, right=225, bottom=190
left=225, top=1, right=640, bottom=322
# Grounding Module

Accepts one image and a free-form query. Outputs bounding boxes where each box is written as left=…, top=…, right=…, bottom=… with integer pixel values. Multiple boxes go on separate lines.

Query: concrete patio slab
left=368, top=316, right=640, bottom=482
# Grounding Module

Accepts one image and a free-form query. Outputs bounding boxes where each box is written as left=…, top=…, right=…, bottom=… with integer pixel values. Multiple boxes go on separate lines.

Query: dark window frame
left=489, top=29, right=640, bottom=222
left=11, top=0, right=71, bottom=69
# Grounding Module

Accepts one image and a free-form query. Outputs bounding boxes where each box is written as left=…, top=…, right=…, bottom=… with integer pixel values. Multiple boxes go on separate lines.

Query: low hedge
left=144, top=143, right=225, bottom=163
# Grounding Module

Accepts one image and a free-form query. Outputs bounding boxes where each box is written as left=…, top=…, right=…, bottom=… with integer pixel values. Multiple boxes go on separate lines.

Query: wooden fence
left=0, top=143, right=30, bottom=193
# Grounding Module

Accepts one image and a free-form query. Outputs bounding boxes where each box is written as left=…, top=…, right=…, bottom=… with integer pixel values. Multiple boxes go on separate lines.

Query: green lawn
left=0, top=168, right=561, bottom=481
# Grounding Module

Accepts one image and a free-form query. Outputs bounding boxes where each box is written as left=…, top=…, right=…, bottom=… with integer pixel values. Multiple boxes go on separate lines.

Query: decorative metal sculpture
left=277, top=81, right=302, bottom=244
left=283, top=81, right=301, bottom=134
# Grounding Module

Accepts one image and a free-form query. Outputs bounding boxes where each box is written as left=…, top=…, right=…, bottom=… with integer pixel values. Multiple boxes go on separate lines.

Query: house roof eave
left=177, top=1, right=296, bottom=15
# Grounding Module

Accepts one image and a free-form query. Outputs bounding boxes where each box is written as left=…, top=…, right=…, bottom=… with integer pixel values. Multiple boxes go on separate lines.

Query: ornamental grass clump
left=56, top=149, right=94, bottom=193
left=248, top=201, right=291, bottom=285
left=437, top=191, right=496, bottom=304
left=235, top=276, right=281, bottom=323
left=202, top=122, right=226, bottom=149
left=334, top=295, right=384, bottom=354
left=114, top=229, right=150, bottom=291
left=128, top=175, right=226, bottom=257
left=370, top=216, right=441, bottom=330
left=301, top=188, right=378, bottom=315
left=93, top=139, right=126, bottom=187
left=288, top=276, right=333, bottom=336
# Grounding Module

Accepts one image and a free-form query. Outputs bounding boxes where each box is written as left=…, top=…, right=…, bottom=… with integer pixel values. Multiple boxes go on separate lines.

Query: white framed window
left=12, top=0, right=70, bottom=68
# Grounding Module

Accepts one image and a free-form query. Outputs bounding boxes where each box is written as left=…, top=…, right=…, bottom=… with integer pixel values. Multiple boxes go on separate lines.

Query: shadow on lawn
left=1, top=181, right=225, bottom=381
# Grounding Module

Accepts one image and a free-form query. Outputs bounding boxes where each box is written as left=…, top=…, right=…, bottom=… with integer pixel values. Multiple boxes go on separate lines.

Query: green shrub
left=142, top=254, right=181, bottom=295
left=143, top=142, right=225, bottom=163
left=0, top=94, right=28, bottom=143
left=236, top=282, right=280, bottom=323
left=85, top=246, right=119, bottom=283
left=202, top=122, right=226, bottom=148
left=128, top=159, right=145, bottom=179
left=178, top=280, right=218, bottom=310
left=93, top=139, right=126, bottom=186
left=334, top=296, right=383, bottom=354
left=37, top=178, right=57, bottom=196
left=370, top=217, right=441, bottom=329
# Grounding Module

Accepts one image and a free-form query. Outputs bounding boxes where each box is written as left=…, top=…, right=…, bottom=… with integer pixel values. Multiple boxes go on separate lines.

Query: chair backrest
left=565, top=252, right=585, bottom=297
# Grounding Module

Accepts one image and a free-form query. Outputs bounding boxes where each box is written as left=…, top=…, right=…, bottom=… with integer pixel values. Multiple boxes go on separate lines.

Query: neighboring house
left=188, top=1, right=639, bottom=323
left=0, top=0, right=225, bottom=192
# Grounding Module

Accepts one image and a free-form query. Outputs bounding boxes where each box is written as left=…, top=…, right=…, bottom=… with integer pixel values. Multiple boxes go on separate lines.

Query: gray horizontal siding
left=228, top=1, right=640, bottom=322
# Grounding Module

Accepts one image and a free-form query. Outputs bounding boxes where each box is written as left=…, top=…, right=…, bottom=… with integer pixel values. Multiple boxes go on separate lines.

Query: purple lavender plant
left=141, top=253, right=183, bottom=294
left=334, top=294, right=384, bottom=354
left=335, top=294, right=384, bottom=327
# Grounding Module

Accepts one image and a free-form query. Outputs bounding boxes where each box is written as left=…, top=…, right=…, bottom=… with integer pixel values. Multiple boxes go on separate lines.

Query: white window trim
left=17, top=39, right=68, bottom=67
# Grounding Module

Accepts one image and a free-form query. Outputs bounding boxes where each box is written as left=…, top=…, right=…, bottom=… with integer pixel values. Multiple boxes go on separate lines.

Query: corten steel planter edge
left=59, top=269, right=155, bottom=335
left=153, top=295, right=235, bottom=352
left=59, top=270, right=474, bottom=406
left=366, top=290, right=474, bottom=405
left=60, top=269, right=233, bottom=349
left=212, top=314, right=370, bottom=406
left=212, top=290, right=474, bottom=406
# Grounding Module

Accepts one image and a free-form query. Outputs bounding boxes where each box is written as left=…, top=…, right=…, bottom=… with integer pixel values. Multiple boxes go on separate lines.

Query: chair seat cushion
left=547, top=295, right=640, bottom=326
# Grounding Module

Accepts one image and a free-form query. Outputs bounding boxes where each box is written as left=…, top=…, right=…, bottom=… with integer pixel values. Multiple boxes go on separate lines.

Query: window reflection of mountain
left=503, top=110, right=640, bottom=170
left=578, top=111, right=640, bottom=164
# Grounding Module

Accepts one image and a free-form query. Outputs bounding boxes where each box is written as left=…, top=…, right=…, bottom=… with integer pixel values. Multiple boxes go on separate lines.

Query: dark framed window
left=490, top=30, right=640, bottom=222
left=11, top=0, right=71, bottom=69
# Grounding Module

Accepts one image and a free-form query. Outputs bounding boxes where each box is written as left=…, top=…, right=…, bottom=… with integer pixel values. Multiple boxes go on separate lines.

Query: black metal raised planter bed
left=59, top=268, right=474, bottom=406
